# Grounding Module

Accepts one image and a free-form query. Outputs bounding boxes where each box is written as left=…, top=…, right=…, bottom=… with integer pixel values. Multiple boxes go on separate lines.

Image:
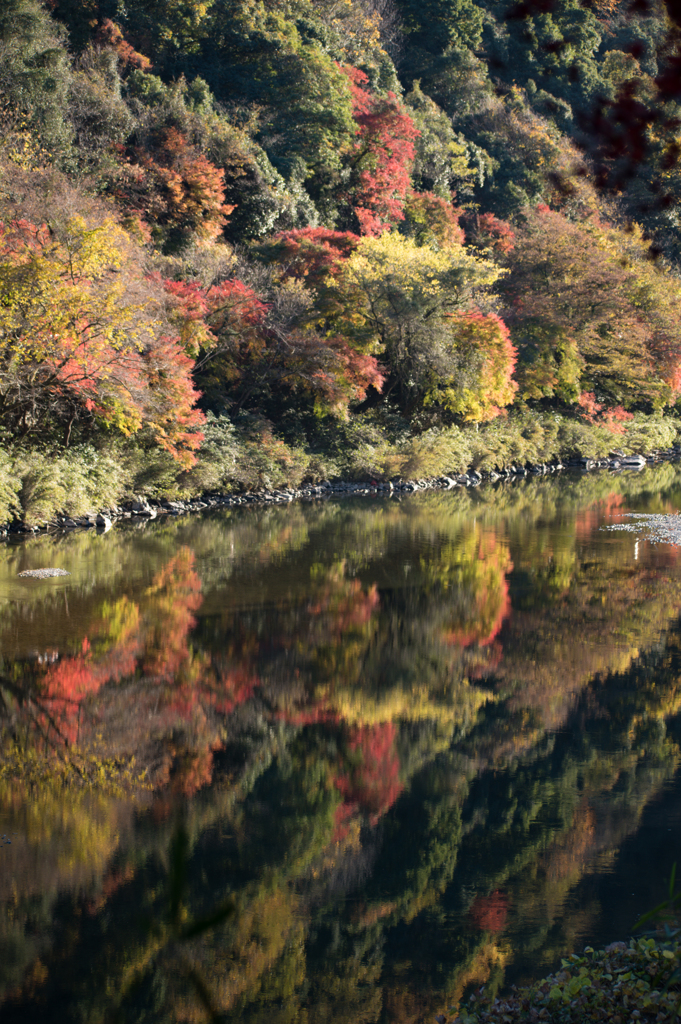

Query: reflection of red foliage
left=87, top=863, right=137, bottom=915
left=470, top=576, right=509, bottom=648
left=40, top=655, right=101, bottom=745
left=333, top=801, right=358, bottom=844
left=212, top=666, right=257, bottom=715
left=467, top=639, right=504, bottom=680
left=26, top=548, right=266, bottom=797
left=276, top=706, right=340, bottom=726
left=336, top=722, right=403, bottom=821
left=171, top=748, right=216, bottom=797
left=144, top=548, right=203, bottom=682
left=469, top=890, right=509, bottom=933
left=574, top=492, right=624, bottom=541
left=39, top=634, right=139, bottom=745
left=308, top=580, right=380, bottom=633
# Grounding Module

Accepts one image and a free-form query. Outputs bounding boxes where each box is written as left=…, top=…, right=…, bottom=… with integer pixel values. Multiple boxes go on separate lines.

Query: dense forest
left=3, top=0, right=681, bottom=519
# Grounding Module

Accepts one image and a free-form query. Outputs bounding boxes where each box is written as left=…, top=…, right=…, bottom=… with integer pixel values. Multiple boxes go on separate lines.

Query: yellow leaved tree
left=0, top=214, right=204, bottom=462
left=323, top=233, right=516, bottom=420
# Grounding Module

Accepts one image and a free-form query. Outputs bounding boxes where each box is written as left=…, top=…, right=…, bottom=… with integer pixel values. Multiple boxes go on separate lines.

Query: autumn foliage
left=4, top=0, right=681, bottom=512
left=500, top=205, right=681, bottom=410
left=0, top=216, right=204, bottom=462
left=111, top=128, right=233, bottom=248
left=258, top=228, right=361, bottom=287
left=94, top=19, right=152, bottom=70
left=335, top=722, right=403, bottom=821
left=465, top=212, right=516, bottom=255
left=165, top=269, right=384, bottom=417
left=429, top=312, right=518, bottom=422
left=340, top=65, right=420, bottom=236
left=577, top=392, right=634, bottom=434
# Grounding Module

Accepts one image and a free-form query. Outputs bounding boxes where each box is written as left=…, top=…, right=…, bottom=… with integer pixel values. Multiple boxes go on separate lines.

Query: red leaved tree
left=465, top=211, right=516, bottom=254
left=577, top=392, right=634, bottom=434
left=256, top=227, right=361, bottom=288
left=339, top=65, right=420, bottom=236
left=111, top=128, right=234, bottom=247
left=94, top=19, right=152, bottom=70
left=165, top=273, right=384, bottom=417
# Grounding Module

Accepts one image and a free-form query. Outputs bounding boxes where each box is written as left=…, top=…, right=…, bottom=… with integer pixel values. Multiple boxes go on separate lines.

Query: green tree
left=0, top=0, right=74, bottom=160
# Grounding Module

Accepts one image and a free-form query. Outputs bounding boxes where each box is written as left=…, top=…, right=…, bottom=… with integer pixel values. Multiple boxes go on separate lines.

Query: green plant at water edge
left=631, top=862, right=681, bottom=1016
left=635, top=862, right=681, bottom=938
left=11, top=445, right=130, bottom=525
left=451, top=940, right=681, bottom=1022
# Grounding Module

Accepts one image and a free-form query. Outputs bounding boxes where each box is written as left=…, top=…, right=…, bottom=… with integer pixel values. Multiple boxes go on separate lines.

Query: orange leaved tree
left=0, top=215, right=204, bottom=462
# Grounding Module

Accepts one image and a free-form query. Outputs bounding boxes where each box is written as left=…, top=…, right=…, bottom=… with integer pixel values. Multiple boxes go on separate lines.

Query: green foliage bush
left=346, top=426, right=472, bottom=480
left=453, top=939, right=681, bottom=1023
left=177, top=412, right=240, bottom=495
left=0, top=0, right=74, bottom=159
left=233, top=425, right=313, bottom=491
left=0, top=448, right=20, bottom=525
left=12, top=446, right=129, bottom=525
left=469, top=412, right=561, bottom=470
left=181, top=414, right=326, bottom=493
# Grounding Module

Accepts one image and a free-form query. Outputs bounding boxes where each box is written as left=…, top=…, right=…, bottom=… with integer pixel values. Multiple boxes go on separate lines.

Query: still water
left=2, top=467, right=681, bottom=1022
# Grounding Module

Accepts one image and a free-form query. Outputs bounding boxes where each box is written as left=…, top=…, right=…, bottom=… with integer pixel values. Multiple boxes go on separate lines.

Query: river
left=2, top=466, right=681, bottom=1022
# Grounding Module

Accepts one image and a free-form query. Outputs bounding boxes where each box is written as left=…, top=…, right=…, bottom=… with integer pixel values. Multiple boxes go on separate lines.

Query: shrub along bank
left=1, top=408, right=679, bottom=530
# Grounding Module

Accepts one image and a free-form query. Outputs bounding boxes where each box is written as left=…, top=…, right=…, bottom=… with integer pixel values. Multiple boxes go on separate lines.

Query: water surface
left=2, top=467, right=681, bottom=1022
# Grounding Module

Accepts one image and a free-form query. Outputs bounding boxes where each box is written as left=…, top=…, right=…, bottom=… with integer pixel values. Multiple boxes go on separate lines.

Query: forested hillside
left=3, top=0, right=681, bottom=519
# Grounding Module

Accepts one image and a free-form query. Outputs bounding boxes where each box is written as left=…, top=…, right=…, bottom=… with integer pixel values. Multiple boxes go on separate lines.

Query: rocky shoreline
left=4, top=446, right=681, bottom=539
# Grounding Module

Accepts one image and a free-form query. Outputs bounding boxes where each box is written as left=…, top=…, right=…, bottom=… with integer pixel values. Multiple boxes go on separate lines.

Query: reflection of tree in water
left=4, top=643, right=680, bottom=1023
left=3, top=479, right=681, bottom=1020
left=436, top=528, right=512, bottom=650
left=335, top=722, right=403, bottom=833
left=1, top=548, right=261, bottom=796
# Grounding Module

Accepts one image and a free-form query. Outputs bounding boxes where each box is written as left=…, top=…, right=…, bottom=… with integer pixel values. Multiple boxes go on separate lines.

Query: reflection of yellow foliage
left=540, top=802, right=596, bottom=888
left=423, top=526, right=512, bottom=647
left=447, top=939, right=509, bottom=1013
left=202, top=888, right=303, bottom=1016
left=355, top=900, right=398, bottom=928
left=322, top=680, right=489, bottom=730
left=0, top=777, right=129, bottom=900
left=94, top=596, right=141, bottom=649
left=5, top=956, right=50, bottom=1005
left=320, top=817, right=362, bottom=872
